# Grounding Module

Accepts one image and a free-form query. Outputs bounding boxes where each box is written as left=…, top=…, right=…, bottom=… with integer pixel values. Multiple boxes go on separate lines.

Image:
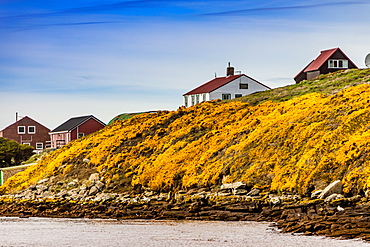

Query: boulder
left=220, top=182, right=246, bottom=190
left=89, top=173, right=100, bottom=182
left=247, top=188, right=261, bottom=197
left=95, top=181, right=105, bottom=191
left=311, top=190, right=323, bottom=199
left=37, top=178, right=49, bottom=184
left=318, top=180, right=342, bottom=199
left=233, top=189, right=249, bottom=195
left=67, top=181, right=77, bottom=187
left=324, top=193, right=344, bottom=202
left=365, top=190, right=370, bottom=198
left=89, top=186, right=99, bottom=196
left=36, top=185, right=48, bottom=192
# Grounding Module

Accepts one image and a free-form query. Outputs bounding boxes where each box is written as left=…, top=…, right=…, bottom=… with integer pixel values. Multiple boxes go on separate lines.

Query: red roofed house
left=0, top=116, right=51, bottom=151
left=294, top=47, right=358, bottom=83
left=183, top=64, right=271, bottom=107
left=49, top=115, right=105, bottom=149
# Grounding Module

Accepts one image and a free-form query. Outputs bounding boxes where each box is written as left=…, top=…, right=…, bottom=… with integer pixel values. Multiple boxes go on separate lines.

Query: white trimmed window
left=28, top=126, right=36, bottom=134
left=222, top=94, right=231, bottom=100
left=196, top=94, right=200, bottom=104
left=184, top=96, right=188, bottom=107
left=36, top=143, right=43, bottom=149
left=78, top=133, right=85, bottom=138
left=235, top=94, right=243, bottom=98
left=328, top=59, right=348, bottom=69
left=18, top=126, right=26, bottom=134
left=202, top=93, right=206, bottom=101
left=23, top=142, right=31, bottom=146
left=239, top=83, right=248, bottom=89
left=191, top=95, right=195, bottom=106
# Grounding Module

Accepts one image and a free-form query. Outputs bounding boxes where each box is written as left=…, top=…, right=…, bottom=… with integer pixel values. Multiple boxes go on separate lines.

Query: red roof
left=304, top=47, right=357, bottom=72
left=183, top=74, right=270, bottom=96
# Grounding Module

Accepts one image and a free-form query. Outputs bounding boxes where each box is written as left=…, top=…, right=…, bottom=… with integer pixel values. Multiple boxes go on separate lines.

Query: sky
left=1, top=0, right=370, bottom=129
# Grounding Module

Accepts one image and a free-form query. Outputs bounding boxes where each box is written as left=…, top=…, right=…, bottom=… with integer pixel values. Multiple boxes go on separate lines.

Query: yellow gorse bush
left=3, top=82, right=370, bottom=195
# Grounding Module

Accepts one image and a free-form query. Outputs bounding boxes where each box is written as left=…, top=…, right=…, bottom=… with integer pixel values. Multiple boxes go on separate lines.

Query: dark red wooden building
left=49, top=115, right=106, bottom=149
left=0, top=116, right=51, bottom=150
left=294, top=47, right=358, bottom=83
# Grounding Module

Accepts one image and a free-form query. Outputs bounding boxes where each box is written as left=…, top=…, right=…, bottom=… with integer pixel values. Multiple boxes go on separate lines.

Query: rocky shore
left=1, top=174, right=370, bottom=242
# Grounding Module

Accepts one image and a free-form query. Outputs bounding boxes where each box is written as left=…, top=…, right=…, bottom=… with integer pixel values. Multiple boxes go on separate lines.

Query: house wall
left=1, top=117, right=50, bottom=150
left=210, top=75, right=269, bottom=101
left=76, top=118, right=105, bottom=137
left=306, top=70, right=320, bottom=81
left=184, top=93, right=210, bottom=107
left=319, top=50, right=357, bottom=76
left=50, top=132, right=69, bottom=149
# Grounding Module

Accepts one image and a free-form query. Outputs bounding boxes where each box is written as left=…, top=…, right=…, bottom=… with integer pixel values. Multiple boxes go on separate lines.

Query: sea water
left=0, top=217, right=368, bottom=247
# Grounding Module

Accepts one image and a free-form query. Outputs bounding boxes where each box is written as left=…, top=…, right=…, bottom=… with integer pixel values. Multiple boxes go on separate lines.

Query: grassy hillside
left=2, top=69, right=370, bottom=196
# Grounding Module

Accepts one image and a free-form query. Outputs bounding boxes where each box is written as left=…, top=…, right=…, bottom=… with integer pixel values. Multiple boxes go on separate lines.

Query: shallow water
left=0, top=217, right=368, bottom=247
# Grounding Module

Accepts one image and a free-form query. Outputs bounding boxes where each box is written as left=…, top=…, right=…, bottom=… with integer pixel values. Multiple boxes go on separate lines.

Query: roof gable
left=1, top=116, right=50, bottom=131
left=183, top=74, right=270, bottom=96
left=304, top=48, right=358, bottom=72
left=50, top=115, right=105, bottom=133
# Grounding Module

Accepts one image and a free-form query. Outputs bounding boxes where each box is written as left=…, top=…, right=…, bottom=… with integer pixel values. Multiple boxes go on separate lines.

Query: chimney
left=226, top=62, right=234, bottom=76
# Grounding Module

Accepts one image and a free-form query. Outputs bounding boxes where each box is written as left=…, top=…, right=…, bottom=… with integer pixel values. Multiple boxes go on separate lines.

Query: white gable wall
left=184, top=93, right=210, bottom=107
left=209, top=75, right=269, bottom=101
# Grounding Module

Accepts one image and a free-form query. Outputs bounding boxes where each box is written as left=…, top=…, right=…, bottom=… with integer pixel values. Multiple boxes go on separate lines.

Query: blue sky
left=1, top=0, right=370, bottom=129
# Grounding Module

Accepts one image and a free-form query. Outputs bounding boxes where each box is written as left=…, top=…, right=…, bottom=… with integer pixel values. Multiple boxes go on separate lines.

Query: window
left=184, top=96, right=188, bottom=107
left=196, top=94, right=200, bottom=104
left=18, top=126, right=25, bottom=134
left=328, top=59, right=348, bottom=69
left=78, top=133, right=85, bottom=138
left=191, top=95, right=195, bottom=106
left=28, top=126, right=36, bottom=134
left=239, top=83, right=248, bottom=89
left=222, top=94, right=231, bottom=100
left=23, top=142, right=31, bottom=146
left=202, top=93, right=206, bottom=101
left=235, top=94, right=243, bottom=98
left=36, top=143, right=43, bottom=149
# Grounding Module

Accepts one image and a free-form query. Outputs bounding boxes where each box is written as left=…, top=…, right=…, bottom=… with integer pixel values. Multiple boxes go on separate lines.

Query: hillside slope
left=2, top=69, right=370, bottom=196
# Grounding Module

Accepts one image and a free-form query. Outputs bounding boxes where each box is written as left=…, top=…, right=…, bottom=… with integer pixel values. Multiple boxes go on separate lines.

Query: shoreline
left=1, top=193, right=369, bottom=242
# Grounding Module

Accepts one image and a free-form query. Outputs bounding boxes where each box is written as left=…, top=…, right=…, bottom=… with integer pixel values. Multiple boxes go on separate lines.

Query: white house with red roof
left=183, top=64, right=271, bottom=107
left=294, top=47, right=358, bottom=83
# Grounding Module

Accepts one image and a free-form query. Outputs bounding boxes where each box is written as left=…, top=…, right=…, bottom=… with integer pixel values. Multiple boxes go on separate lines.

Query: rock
left=324, top=193, right=344, bottom=202
left=68, top=181, right=77, bottom=187
left=89, top=173, right=100, bottom=182
left=28, top=185, right=37, bottom=190
left=95, top=181, right=105, bottom=191
left=220, top=182, right=246, bottom=190
left=83, top=158, right=90, bottom=163
left=247, top=188, right=261, bottom=196
left=311, top=190, right=323, bottom=199
left=36, top=185, right=48, bottom=192
left=37, top=178, right=49, bottom=184
left=269, top=195, right=281, bottom=205
left=233, top=189, right=249, bottom=195
left=89, top=186, right=99, bottom=196
left=93, top=193, right=114, bottom=202
left=337, top=205, right=344, bottom=211
left=365, top=190, right=370, bottom=198
left=318, top=180, right=342, bottom=199
left=56, top=190, right=68, bottom=198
